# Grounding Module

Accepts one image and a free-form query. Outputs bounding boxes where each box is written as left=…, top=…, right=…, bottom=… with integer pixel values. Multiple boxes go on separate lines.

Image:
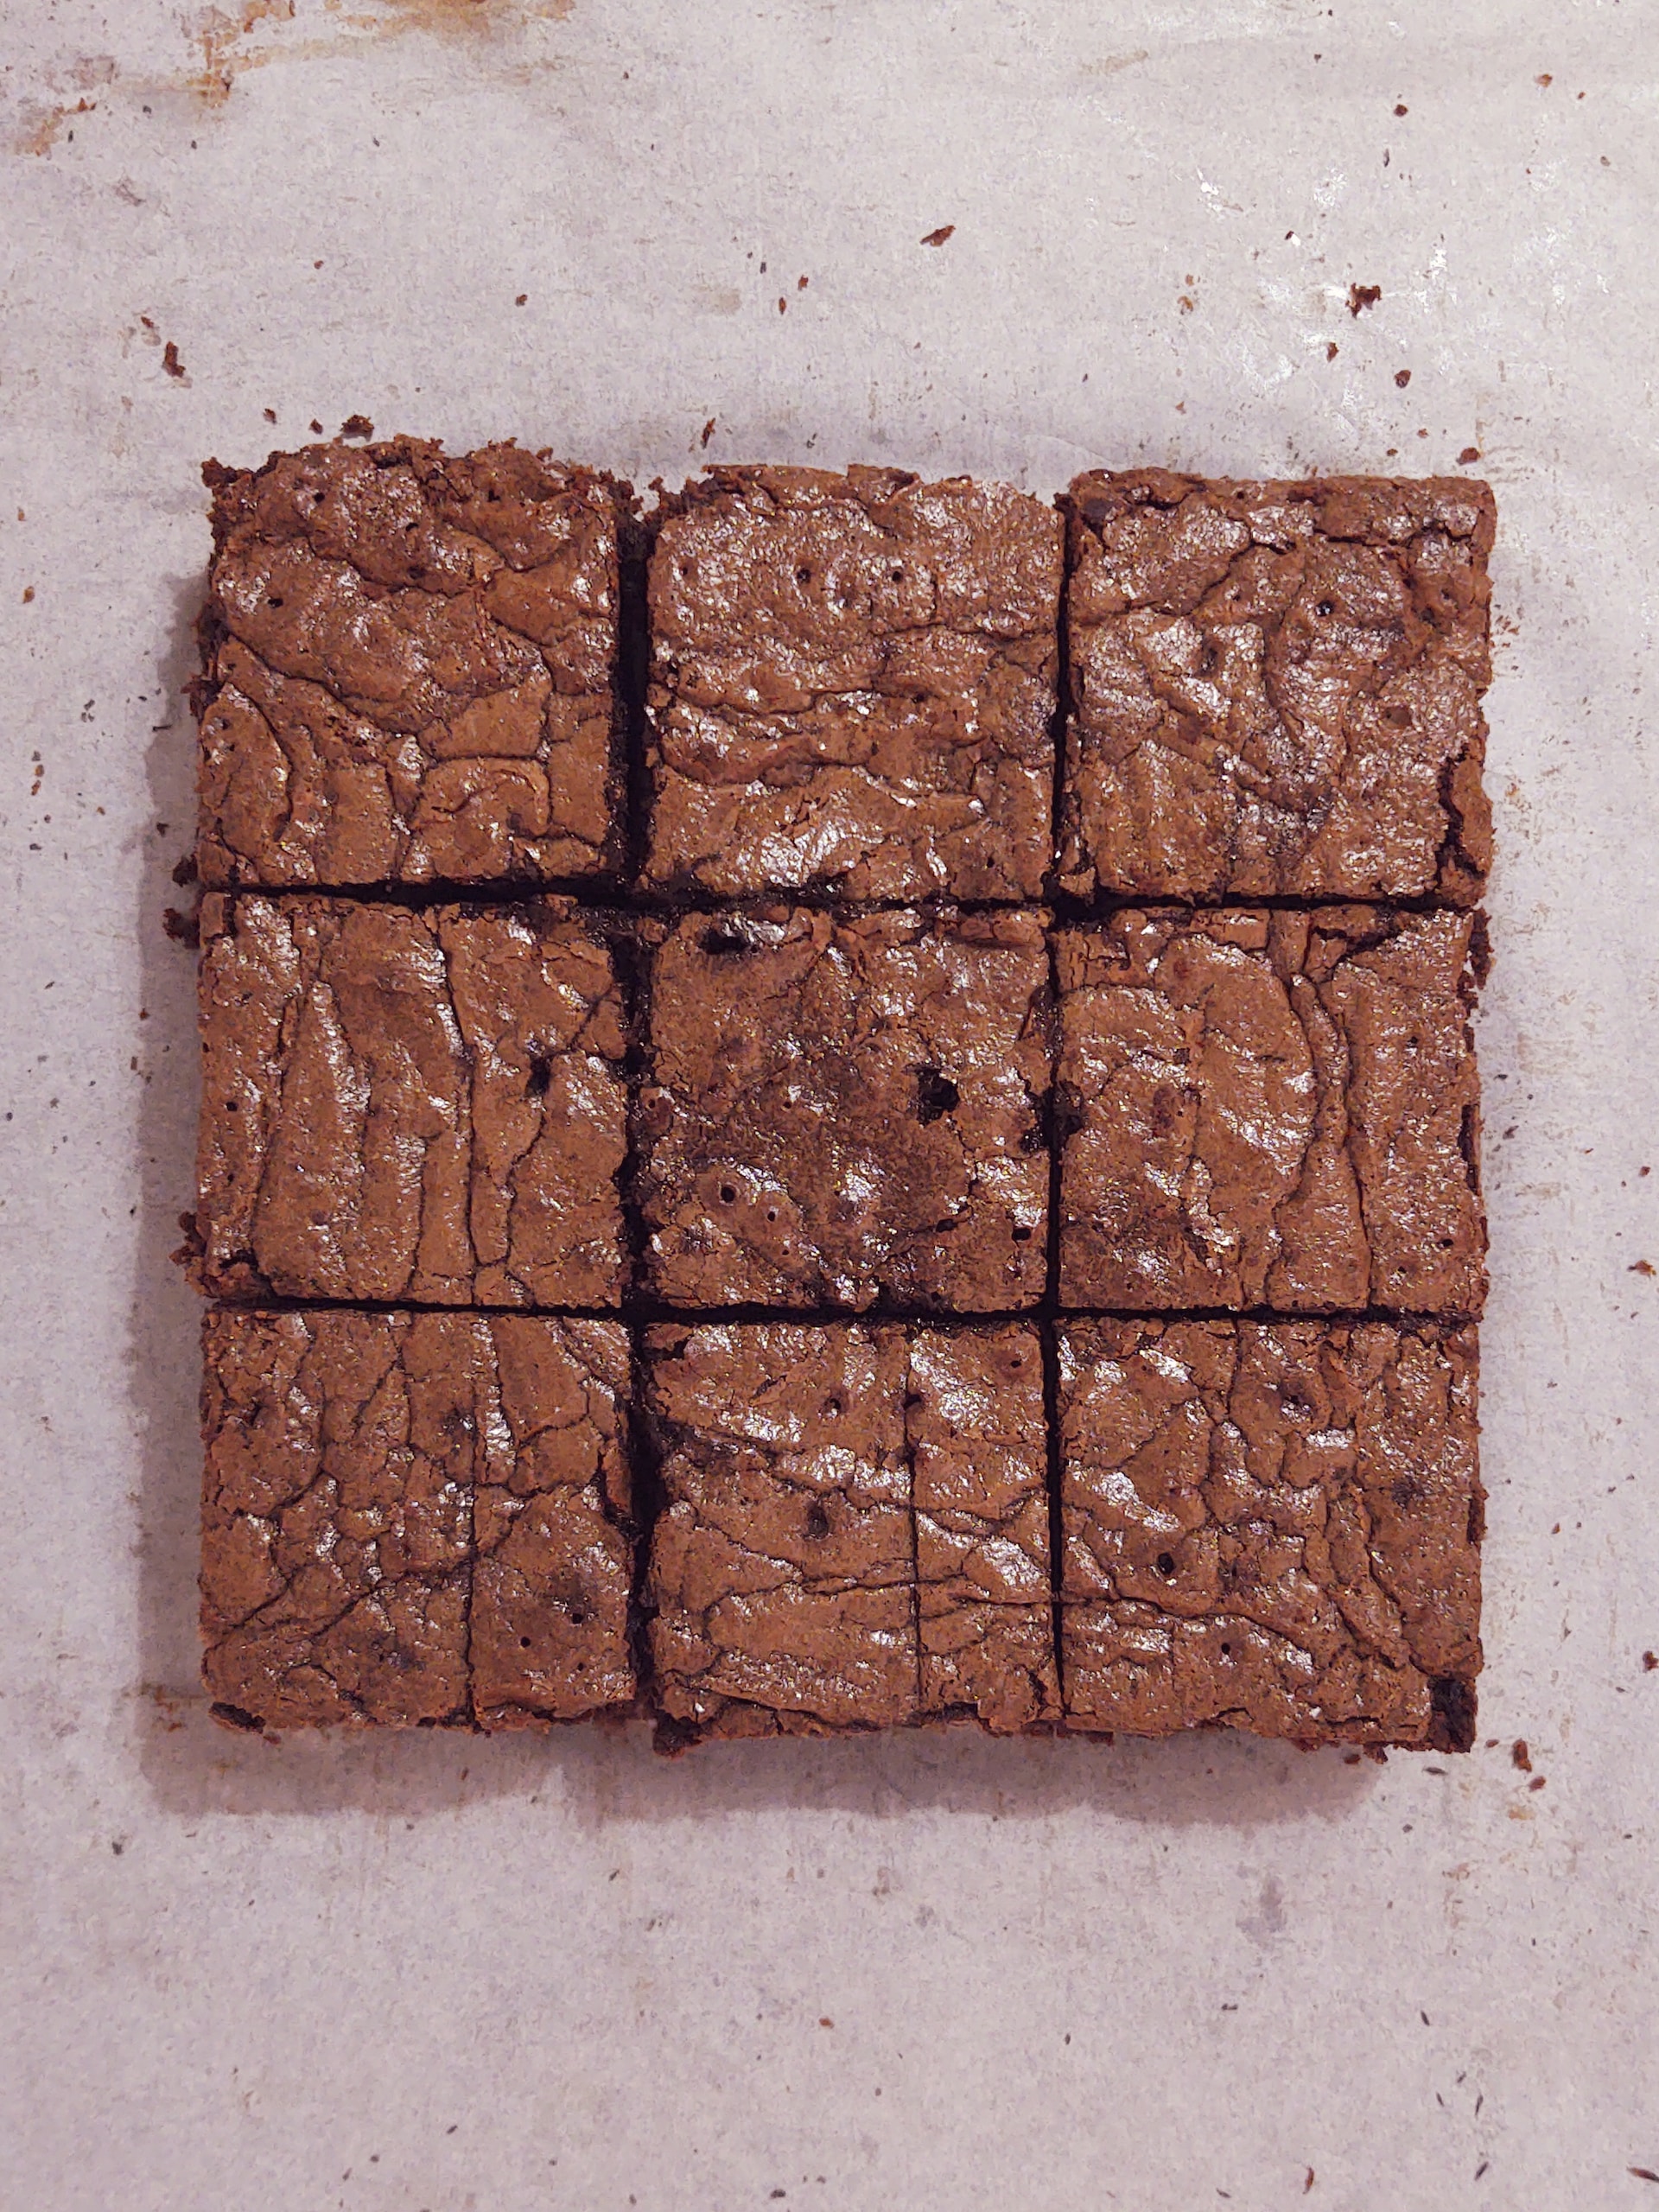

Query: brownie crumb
left=1348, top=283, right=1382, bottom=315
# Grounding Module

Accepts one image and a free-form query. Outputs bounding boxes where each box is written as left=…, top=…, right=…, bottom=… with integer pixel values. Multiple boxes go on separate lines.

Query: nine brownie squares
left=1056, top=906, right=1485, bottom=1317
left=197, top=439, right=627, bottom=887
left=194, top=892, right=628, bottom=1307
left=1058, top=470, right=1494, bottom=906
left=638, top=905, right=1052, bottom=1312
left=200, top=1308, right=635, bottom=1729
left=186, top=442, right=1492, bottom=1751
left=644, top=466, right=1064, bottom=900
left=1057, top=1319, right=1482, bottom=1749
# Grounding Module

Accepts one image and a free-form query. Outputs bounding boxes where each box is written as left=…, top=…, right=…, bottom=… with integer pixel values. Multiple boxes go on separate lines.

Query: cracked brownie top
left=1061, top=469, right=1494, bottom=906
left=197, top=438, right=626, bottom=887
left=645, top=465, right=1064, bottom=901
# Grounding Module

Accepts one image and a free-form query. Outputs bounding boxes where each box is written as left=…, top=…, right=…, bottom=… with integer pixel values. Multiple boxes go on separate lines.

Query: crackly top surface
left=194, top=893, right=627, bottom=1307
left=1058, top=1318, right=1483, bottom=1746
left=200, top=1308, right=634, bottom=1729
left=1057, top=905, right=1485, bottom=1316
left=645, top=1322, right=918, bottom=1736
left=639, top=904, right=1053, bottom=1312
left=645, top=465, right=1064, bottom=900
left=907, top=1325, right=1058, bottom=1731
left=198, top=438, right=625, bottom=886
left=1061, top=470, right=1494, bottom=904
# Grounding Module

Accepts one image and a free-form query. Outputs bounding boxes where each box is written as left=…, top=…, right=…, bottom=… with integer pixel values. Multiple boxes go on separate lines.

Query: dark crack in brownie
left=200, top=1309, right=635, bottom=1729
left=1059, top=471, right=1494, bottom=904
left=194, top=893, right=628, bottom=1306
left=645, top=465, right=1063, bottom=900
left=638, top=905, right=1052, bottom=1312
left=1058, top=1319, right=1483, bottom=1748
left=1057, top=906, right=1485, bottom=1316
left=197, top=438, right=628, bottom=887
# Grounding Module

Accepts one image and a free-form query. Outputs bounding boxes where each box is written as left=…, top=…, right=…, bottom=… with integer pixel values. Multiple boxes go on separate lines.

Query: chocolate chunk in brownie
left=645, top=466, right=1063, bottom=899
left=908, top=1325, right=1058, bottom=1732
left=639, top=906, right=1052, bottom=1311
left=197, top=438, right=628, bottom=887
left=200, top=1309, right=636, bottom=1729
left=1059, top=471, right=1494, bottom=904
left=468, top=1315, right=636, bottom=1728
left=645, top=1323, right=918, bottom=1739
left=195, top=893, right=628, bottom=1306
left=1057, top=906, right=1484, bottom=1316
left=1058, top=1319, right=1482, bottom=1747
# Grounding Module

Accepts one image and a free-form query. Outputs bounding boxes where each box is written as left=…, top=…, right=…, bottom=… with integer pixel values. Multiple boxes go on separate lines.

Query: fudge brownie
left=194, top=893, right=628, bottom=1306
left=197, top=438, right=627, bottom=887
left=1058, top=1319, right=1482, bottom=1747
left=1057, top=906, right=1485, bottom=1315
left=200, top=1308, right=636, bottom=1728
left=1059, top=470, right=1494, bottom=905
left=645, top=1323, right=919, bottom=1739
left=468, top=1313, right=636, bottom=1728
left=639, top=906, right=1052, bottom=1311
left=908, top=1325, right=1058, bottom=1731
left=644, top=465, right=1064, bottom=900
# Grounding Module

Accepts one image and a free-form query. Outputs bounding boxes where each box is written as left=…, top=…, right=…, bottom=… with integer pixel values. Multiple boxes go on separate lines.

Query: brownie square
left=644, top=466, right=1064, bottom=900
left=1057, top=1319, right=1482, bottom=1748
left=645, top=1324, right=918, bottom=1739
left=639, top=906, right=1052, bottom=1312
left=1057, top=906, right=1485, bottom=1316
left=1059, top=471, right=1494, bottom=905
left=194, top=893, right=627, bottom=1306
left=908, top=1326, right=1058, bottom=1732
left=197, top=438, right=626, bottom=887
left=468, top=1316, right=636, bottom=1728
left=200, top=1309, right=636, bottom=1728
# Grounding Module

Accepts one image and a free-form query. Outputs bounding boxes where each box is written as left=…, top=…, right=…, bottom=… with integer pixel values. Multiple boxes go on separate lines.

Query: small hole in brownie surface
left=520, top=1636, right=532, bottom=1649
left=766, top=1206, right=779, bottom=1223
left=1012, top=1224, right=1033, bottom=1242
left=1219, top=1640, right=1233, bottom=1657
left=890, top=566, right=904, bottom=582
left=824, top=1394, right=843, bottom=1417
left=796, top=564, right=812, bottom=585
left=225, top=1098, right=238, bottom=1111
left=719, top=1182, right=738, bottom=1205
left=265, top=595, right=284, bottom=610
left=1156, top=1551, right=1178, bottom=1577
left=569, top=1608, right=586, bottom=1625
left=1314, top=598, right=1335, bottom=617
left=804, top=1501, right=831, bottom=1539
left=916, top=1066, right=959, bottom=1122
left=700, top=923, right=749, bottom=956
left=526, top=1054, right=553, bottom=1096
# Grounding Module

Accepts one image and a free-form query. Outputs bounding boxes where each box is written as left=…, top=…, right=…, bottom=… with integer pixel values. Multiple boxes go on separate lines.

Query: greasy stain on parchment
left=12, top=0, right=575, bottom=149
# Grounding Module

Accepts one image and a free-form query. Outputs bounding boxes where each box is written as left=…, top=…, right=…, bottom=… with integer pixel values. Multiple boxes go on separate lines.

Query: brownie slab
left=1058, top=1319, right=1482, bottom=1747
left=639, top=906, right=1052, bottom=1312
left=1060, top=470, right=1494, bottom=905
left=645, top=1323, right=919, bottom=1739
left=468, top=1314, right=636, bottom=1728
left=1057, top=906, right=1485, bottom=1315
left=195, top=893, right=627, bottom=1306
left=200, top=1309, right=635, bottom=1728
left=908, top=1326, right=1058, bottom=1732
left=645, top=466, right=1063, bottom=900
left=198, top=438, right=626, bottom=887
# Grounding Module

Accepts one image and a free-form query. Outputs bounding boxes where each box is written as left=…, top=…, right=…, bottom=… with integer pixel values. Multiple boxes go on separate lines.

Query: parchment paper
left=2, top=3, right=1656, bottom=2205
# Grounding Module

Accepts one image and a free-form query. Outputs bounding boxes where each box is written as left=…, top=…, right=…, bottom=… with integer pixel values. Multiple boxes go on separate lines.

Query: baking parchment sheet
left=2, top=3, right=1656, bottom=2206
